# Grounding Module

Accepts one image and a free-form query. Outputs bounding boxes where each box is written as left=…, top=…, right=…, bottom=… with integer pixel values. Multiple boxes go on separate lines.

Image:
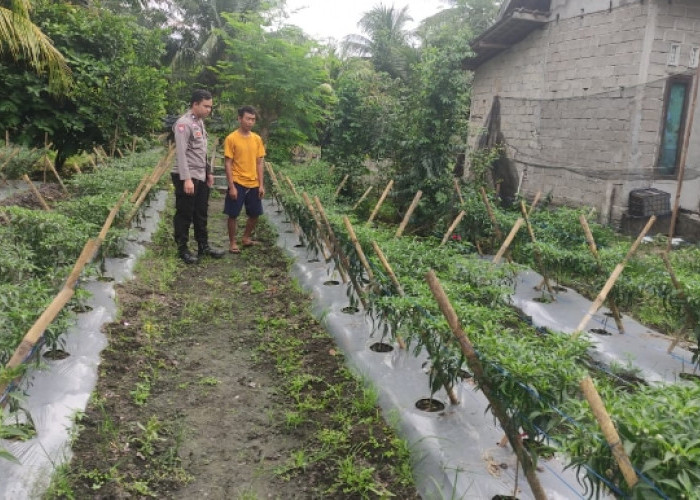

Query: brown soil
left=0, top=183, right=68, bottom=209
left=49, top=201, right=418, bottom=499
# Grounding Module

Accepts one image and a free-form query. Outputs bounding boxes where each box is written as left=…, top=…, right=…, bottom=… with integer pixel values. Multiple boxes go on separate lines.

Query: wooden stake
left=479, top=187, right=503, bottom=241
left=579, top=215, right=626, bottom=334
left=64, top=238, right=100, bottom=289
left=440, top=211, right=466, bottom=246
left=492, top=218, right=524, bottom=264
left=352, top=186, right=373, bottom=210
left=44, top=156, right=68, bottom=194
left=301, top=192, right=331, bottom=260
left=453, top=178, right=464, bottom=204
left=124, top=148, right=175, bottom=225
left=313, top=196, right=350, bottom=285
left=573, top=216, right=656, bottom=338
left=342, top=216, right=374, bottom=279
left=0, top=147, right=20, bottom=173
left=580, top=376, right=638, bottom=488
left=0, top=287, right=75, bottom=395
left=425, top=270, right=549, bottom=500
left=283, top=174, right=300, bottom=198
left=369, top=241, right=407, bottom=350
left=264, top=161, right=280, bottom=188
left=22, top=174, right=51, bottom=211
left=132, top=136, right=137, bottom=153
left=130, top=173, right=150, bottom=203
left=5, top=129, right=8, bottom=146
left=334, top=174, right=349, bottom=198
left=97, top=191, right=129, bottom=242
left=395, top=190, right=422, bottom=237
left=528, top=191, right=542, bottom=216
left=660, top=253, right=695, bottom=353
left=367, top=180, right=393, bottom=225
left=520, top=201, right=555, bottom=296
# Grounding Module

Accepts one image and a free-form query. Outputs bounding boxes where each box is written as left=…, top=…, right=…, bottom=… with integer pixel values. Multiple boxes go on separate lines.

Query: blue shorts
left=223, top=183, right=263, bottom=218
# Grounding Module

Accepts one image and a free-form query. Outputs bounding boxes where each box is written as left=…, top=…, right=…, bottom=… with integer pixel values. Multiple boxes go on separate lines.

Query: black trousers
left=171, top=173, right=210, bottom=249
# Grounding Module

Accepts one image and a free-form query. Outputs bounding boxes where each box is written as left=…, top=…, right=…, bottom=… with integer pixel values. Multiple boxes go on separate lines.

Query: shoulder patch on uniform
left=177, top=124, right=186, bottom=133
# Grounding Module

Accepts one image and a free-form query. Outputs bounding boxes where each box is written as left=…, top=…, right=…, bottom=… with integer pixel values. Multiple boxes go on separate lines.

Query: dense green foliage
left=273, top=158, right=700, bottom=499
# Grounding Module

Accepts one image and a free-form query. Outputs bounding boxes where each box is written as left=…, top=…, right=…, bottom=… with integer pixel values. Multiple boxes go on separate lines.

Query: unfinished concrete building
left=465, top=0, right=700, bottom=234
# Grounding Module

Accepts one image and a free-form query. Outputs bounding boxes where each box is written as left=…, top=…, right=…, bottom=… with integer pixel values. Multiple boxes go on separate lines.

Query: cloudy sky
left=283, top=0, right=450, bottom=42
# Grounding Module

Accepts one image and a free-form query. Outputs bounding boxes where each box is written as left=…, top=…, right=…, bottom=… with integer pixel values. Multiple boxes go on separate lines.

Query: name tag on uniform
left=194, top=131, right=203, bottom=138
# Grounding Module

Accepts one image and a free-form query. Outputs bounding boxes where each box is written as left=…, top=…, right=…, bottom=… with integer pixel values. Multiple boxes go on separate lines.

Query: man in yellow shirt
left=223, top=105, right=266, bottom=253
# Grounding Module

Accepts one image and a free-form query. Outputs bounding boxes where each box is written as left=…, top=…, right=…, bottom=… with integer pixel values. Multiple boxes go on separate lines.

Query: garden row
left=269, top=159, right=700, bottom=500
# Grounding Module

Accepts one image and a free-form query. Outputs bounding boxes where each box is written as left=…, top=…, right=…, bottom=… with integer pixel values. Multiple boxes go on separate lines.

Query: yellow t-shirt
left=223, top=129, right=266, bottom=188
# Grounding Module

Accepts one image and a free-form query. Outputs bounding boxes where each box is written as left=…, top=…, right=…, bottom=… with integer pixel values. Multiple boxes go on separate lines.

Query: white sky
left=284, top=0, right=450, bottom=43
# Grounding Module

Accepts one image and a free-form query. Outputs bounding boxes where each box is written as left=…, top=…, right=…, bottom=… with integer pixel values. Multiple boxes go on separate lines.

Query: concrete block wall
left=468, top=0, right=700, bottom=222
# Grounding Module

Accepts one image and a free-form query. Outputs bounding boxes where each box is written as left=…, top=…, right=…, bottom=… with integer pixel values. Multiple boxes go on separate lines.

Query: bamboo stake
left=479, top=187, right=503, bottom=241
left=334, top=174, right=349, bottom=198
left=666, top=56, right=700, bottom=253
left=0, top=287, right=75, bottom=394
left=425, top=270, right=549, bottom=500
left=132, top=136, right=137, bottom=153
left=367, top=180, right=394, bottom=225
left=4, top=130, right=8, bottom=146
left=352, top=186, right=373, bottom=210
left=89, top=155, right=98, bottom=170
left=580, top=377, right=639, bottom=488
left=44, top=155, right=68, bottom=194
left=492, top=218, right=524, bottom=264
left=520, top=201, right=555, bottom=296
left=342, top=216, right=374, bottom=280
left=453, top=178, right=464, bottom=204
left=395, top=190, right=422, bottom=238
left=660, top=253, right=696, bottom=353
left=301, top=192, right=331, bottom=261
left=579, top=215, right=626, bottom=334
left=368, top=242, right=407, bottom=350
left=573, top=216, right=656, bottom=338
left=264, top=161, right=280, bottom=188
left=124, top=148, right=175, bottom=225
left=98, top=191, right=129, bottom=242
left=313, top=196, right=349, bottom=284
left=130, top=173, right=150, bottom=203
left=0, top=147, right=20, bottom=172
left=528, top=191, right=542, bottom=216
left=116, top=148, right=124, bottom=158
left=283, top=174, right=300, bottom=198
left=440, top=210, right=466, bottom=246
left=22, top=174, right=50, bottom=211
left=64, top=238, right=100, bottom=289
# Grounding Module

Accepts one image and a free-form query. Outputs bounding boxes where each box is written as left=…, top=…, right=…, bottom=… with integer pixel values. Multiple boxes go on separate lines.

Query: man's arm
left=173, top=122, right=194, bottom=194
left=225, top=157, right=237, bottom=199
left=257, top=157, right=265, bottom=198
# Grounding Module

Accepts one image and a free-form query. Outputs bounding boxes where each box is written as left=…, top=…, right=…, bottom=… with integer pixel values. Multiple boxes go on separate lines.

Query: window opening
left=658, top=76, right=691, bottom=176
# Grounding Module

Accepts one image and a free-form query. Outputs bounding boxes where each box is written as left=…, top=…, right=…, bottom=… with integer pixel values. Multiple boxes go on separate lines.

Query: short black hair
left=190, top=89, right=212, bottom=106
left=238, top=105, right=257, bottom=118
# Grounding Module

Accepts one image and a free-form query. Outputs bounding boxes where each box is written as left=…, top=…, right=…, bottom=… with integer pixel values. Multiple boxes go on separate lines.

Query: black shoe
left=179, top=250, right=199, bottom=265
left=198, top=245, right=225, bottom=259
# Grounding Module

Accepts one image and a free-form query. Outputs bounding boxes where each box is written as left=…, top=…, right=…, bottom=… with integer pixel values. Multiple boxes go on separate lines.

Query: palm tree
left=0, top=0, right=70, bottom=92
left=342, top=3, right=415, bottom=79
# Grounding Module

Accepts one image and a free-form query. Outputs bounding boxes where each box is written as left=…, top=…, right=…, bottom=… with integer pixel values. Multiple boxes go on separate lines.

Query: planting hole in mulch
left=533, top=295, right=554, bottom=304
left=342, top=306, right=360, bottom=314
left=603, top=311, right=615, bottom=317
left=97, top=275, right=115, bottom=282
left=282, top=219, right=291, bottom=223
left=590, top=328, right=612, bottom=336
left=369, top=342, right=394, bottom=353
left=284, top=229, right=295, bottom=234
left=552, top=285, right=567, bottom=293
left=72, top=304, right=93, bottom=313
left=492, top=496, right=519, bottom=500
left=44, top=349, right=70, bottom=360
left=679, top=372, right=700, bottom=382
left=415, top=398, right=445, bottom=412
left=323, top=280, right=340, bottom=286
left=109, top=252, right=130, bottom=259
left=294, top=242, right=305, bottom=248
left=308, top=258, right=320, bottom=263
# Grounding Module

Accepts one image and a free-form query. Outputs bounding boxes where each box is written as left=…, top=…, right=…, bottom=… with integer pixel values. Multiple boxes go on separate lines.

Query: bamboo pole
left=352, top=186, right=373, bottom=210
left=334, top=174, right=349, bottom=198
left=264, top=161, right=280, bottom=188
left=572, top=216, right=656, bottom=338
left=425, top=270, right=549, bottom=500
left=132, top=136, right=137, bottom=153
left=0, top=147, right=20, bottom=172
left=130, top=173, right=150, bottom=203
left=440, top=210, right=466, bottom=246
left=283, top=174, right=300, bottom=198
left=301, top=192, right=331, bottom=261
left=0, top=287, right=75, bottom=395
left=528, top=191, right=542, bottom=216
left=579, top=215, right=626, bottom=334
left=124, top=148, right=175, bottom=225
left=479, top=187, right=504, bottom=241
left=367, top=180, right=394, bottom=225
left=22, top=174, right=50, bottom=211
left=313, top=196, right=350, bottom=284
left=44, top=155, right=68, bottom=194
left=666, top=57, right=700, bottom=253
left=492, top=218, right=524, bottom=264
left=660, top=253, right=696, bottom=353
left=64, top=238, right=100, bottom=289
left=342, top=216, right=374, bottom=280
left=368, top=242, right=407, bottom=350
left=116, top=148, right=124, bottom=158
left=580, top=377, right=639, bottom=488
left=453, top=178, right=464, bottom=204
left=395, top=190, right=422, bottom=238
left=4, top=130, right=8, bottom=146
left=520, top=201, right=555, bottom=296
left=98, top=191, right=129, bottom=242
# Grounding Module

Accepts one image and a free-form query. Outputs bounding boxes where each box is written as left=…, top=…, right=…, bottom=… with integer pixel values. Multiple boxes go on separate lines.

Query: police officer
left=171, top=89, right=224, bottom=264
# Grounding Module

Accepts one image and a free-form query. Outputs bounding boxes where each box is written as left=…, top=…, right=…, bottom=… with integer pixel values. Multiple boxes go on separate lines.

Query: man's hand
left=259, top=185, right=265, bottom=199
left=184, top=179, right=195, bottom=195
left=206, top=173, right=214, bottom=188
left=228, top=185, right=238, bottom=200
